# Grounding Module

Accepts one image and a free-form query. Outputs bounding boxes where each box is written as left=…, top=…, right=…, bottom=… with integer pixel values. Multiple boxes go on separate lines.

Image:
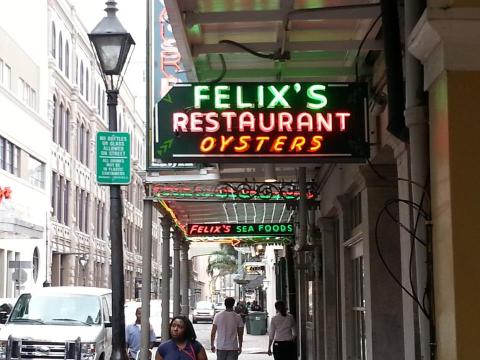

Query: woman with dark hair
left=155, top=316, right=208, bottom=360
left=267, top=301, right=296, bottom=360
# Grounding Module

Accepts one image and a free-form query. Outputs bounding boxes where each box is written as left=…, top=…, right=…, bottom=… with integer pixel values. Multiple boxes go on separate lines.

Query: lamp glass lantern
left=88, top=1, right=135, bottom=89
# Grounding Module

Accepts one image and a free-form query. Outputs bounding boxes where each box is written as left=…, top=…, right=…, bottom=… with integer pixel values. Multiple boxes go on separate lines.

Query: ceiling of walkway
left=159, top=0, right=382, bottom=231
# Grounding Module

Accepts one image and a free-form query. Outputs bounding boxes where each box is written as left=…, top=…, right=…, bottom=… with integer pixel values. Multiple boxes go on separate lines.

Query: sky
left=71, top=0, right=147, bottom=110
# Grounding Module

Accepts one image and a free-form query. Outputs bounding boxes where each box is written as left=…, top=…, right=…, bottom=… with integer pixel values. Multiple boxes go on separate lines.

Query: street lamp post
left=88, top=3, right=134, bottom=360
left=79, top=255, right=89, bottom=286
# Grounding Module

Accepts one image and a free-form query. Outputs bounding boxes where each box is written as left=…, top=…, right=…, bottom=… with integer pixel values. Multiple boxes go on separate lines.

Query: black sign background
left=153, top=82, right=369, bottom=163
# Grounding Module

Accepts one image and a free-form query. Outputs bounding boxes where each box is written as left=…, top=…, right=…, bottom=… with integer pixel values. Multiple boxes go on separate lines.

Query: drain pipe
left=404, top=0, right=431, bottom=359
left=380, top=0, right=409, bottom=142
left=298, top=167, right=307, bottom=249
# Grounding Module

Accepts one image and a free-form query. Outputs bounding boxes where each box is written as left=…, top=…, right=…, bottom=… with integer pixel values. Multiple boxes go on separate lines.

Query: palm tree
left=207, top=246, right=237, bottom=277
left=207, top=244, right=238, bottom=299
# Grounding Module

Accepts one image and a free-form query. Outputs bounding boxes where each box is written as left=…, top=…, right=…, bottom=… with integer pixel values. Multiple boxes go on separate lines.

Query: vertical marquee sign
left=152, top=82, right=369, bottom=163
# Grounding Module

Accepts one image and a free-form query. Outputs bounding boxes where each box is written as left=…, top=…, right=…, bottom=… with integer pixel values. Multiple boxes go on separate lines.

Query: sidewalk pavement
left=207, top=331, right=270, bottom=360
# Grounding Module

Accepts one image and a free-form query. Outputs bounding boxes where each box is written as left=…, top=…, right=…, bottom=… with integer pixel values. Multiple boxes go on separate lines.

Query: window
left=51, top=172, right=57, bottom=215
left=52, top=96, right=58, bottom=142
left=352, top=255, right=366, bottom=360
left=86, top=69, right=89, bottom=101
left=79, top=124, right=84, bottom=163
left=75, top=57, right=78, bottom=84
left=64, top=180, right=69, bottom=226
left=0, top=59, right=12, bottom=90
left=348, top=192, right=362, bottom=235
left=59, top=103, right=64, bottom=147
left=84, top=193, right=90, bottom=233
left=65, top=42, right=70, bottom=78
left=85, top=130, right=90, bottom=167
left=57, top=177, right=63, bottom=224
left=19, top=79, right=37, bottom=110
left=29, top=156, right=45, bottom=188
left=51, top=22, right=56, bottom=58
left=33, top=247, right=39, bottom=282
left=64, top=110, right=70, bottom=151
left=0, top=137, right=4, bottom=169
left=58, top=32, right=63, bottom=70
left=97, top=85, right=101, bottom=114
left=80, top=61, right=84, bottom=95
left=1, top=137, right=20, bottom=176
left=76, top=188, right=81, bottom=230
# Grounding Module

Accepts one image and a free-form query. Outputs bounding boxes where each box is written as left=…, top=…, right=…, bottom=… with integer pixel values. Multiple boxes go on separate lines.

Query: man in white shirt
left=211, top=297, right=244, bottom=360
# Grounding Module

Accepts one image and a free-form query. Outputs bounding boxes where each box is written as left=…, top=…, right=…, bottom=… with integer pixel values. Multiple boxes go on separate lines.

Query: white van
left=0, top=287, right=112, bottom=360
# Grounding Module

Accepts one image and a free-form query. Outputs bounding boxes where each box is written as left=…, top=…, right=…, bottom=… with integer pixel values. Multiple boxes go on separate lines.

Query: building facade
left=0, top=2, right=49, bottom=296
left=47, top=0, right=162, bottom=295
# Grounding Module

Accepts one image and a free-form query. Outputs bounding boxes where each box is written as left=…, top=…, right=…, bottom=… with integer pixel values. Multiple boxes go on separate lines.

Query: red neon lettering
left=223, top=112, right=236, bottom=132
left=234, top=136, right=252, bottom=153
left=289, top=136, right=306, bottom=152
left=297, top=113, right=313, bottom=132
left=200, top=137, right=216, bottom=153
left=316, top=113, right=333, bottom=132
left=308, top=135, right=323, bottom=152
left=271, top=136, right=288, bottom=153
left=220, top=136, right=235, bottom=152
left=258, top=113, right=275, bottom=132
left=278, top=112, right=293, bottom=131
left=255, top=136, right=270, bottom=152
left=205, top=112, right=220, bottom=132
left=335, top=112, right=350, bottom=131
left=224, top=225, right=232, bottom=233
left=173, top=112, right=188, bottom=132
left=190, top=112, right=204, bottom=132
left=189, top=224, right=199, bottom=235
left=238, top=112, right=256, bottom=132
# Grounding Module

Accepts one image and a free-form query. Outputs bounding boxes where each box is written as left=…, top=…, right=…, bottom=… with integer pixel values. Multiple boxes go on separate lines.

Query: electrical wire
left=219, top=39, right=276, bottom=59
left=375, top=198, right=431, bottom=319
left=354, top=13, right=382, bottom=82
left=367, top=159, right=431, bottom=202
left=209, top=53, right=226, bottom=83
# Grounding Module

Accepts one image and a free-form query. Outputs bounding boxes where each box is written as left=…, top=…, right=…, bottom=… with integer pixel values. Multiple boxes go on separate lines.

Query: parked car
left=0, top=298, right=16, bottom=326
left=192, top=301, right=215, bottom=323
left=0, top=287, right=112, bottom=360
left=214, top=303, right=226, bottom=314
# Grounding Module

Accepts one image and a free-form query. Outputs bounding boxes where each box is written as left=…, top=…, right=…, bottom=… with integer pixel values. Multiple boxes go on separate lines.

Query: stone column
left=409, top=5, right=480, bottom=359
left=180, top=240, right=190, bottom=316
left=161, top=217, right=172, bottom=340
left=360, top=165, right=404, bottom=360
left=172, top=229, right=182, bottom=316
left=312, top=226, right=325, bottom=360
left=318, top=218, right=339, bottom=360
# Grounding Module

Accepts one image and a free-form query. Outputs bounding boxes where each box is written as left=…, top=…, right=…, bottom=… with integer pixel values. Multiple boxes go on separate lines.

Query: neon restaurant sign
left=152, top=82, right=368, bottom=163
left=187, top=223, right=294, bottom=237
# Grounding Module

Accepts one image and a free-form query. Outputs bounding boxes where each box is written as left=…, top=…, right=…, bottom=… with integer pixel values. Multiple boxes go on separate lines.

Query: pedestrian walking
left=156, top=315, right=208, bottom=360
left=211, top=297, right=244, bottom=360
left=267, top=301, right=296, bottom=360
left=250, top=300, right=262, bottom=312
left=126, top=307, right=156, bottom=360
left=234, top=300, right=248, bottom=324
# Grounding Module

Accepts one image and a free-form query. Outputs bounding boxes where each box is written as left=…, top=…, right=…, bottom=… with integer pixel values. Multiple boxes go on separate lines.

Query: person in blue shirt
left=126, top=307, right=156, bottom=360
left=156, top=316, right=208, bottom=360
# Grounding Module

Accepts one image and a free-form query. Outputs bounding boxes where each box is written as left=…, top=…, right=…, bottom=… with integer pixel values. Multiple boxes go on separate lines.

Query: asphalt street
left=193, top=322, right=270, bottom=360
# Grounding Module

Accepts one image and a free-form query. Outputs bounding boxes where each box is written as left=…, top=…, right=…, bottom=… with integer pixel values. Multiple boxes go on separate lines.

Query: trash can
left=246, top=311, right=268, bottom=335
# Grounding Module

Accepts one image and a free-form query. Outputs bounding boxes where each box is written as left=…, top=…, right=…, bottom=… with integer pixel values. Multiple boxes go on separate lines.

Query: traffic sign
left=96, top=132, right=131, bottom=185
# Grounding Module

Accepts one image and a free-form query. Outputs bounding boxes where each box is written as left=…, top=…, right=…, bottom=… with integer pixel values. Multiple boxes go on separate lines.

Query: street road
left=193, top=322, right=270, bottom=360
